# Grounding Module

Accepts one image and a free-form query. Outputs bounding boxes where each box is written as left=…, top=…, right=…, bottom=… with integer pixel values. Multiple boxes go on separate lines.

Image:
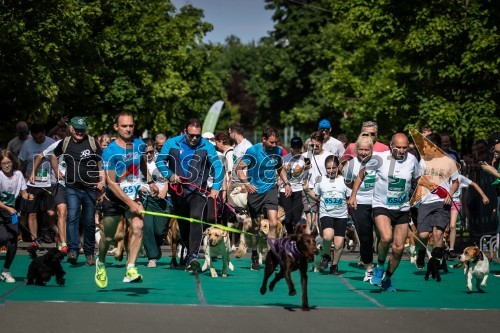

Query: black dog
left=260, top=232, right=319, bottom=311
left=425, top=247, right=449, bottom=282
left=27, top=247, right=66, bottom=286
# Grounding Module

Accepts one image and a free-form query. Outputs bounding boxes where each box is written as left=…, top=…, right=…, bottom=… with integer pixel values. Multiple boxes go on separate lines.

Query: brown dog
left=165, top=218, right=185, bottom=268
left=260, top=232, right=319, bottom=311
left=201, top=226, right=234, bottom=277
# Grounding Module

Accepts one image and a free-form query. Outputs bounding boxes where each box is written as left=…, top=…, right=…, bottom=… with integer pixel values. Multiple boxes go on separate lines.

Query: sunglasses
left=186, top=133, right=201, bottom=139
left=143, top=150, right=155, bottom=155
left=361, top=132, right=377, bottom=137
left=309, top=144, right=321, bottom=148
left=318, top=128, right=330, bottom=132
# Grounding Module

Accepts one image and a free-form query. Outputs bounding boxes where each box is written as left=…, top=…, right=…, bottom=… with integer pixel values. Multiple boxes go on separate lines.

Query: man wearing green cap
left=52, top=116, right=104, bottom=266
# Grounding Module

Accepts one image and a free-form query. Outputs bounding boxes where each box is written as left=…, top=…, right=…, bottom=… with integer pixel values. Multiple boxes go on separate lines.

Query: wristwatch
left=285, top=182, right=291, bottom=186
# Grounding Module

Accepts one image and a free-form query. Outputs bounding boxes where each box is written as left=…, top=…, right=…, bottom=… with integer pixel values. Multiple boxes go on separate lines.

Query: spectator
left=318, top=119, right=345, bottom=157
left=7, top=121, right=30, bottom=157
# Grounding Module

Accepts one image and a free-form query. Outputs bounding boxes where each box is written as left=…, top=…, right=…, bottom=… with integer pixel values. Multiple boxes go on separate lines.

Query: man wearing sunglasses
left=156, top=118, right=223, bottom=273
left=343, top=121, right=389, bottom=157
left=318, top=119, right=345, bottom=157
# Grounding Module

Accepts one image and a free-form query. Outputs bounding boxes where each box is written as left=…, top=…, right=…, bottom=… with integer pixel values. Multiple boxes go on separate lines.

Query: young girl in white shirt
left=304, top=155, right=351, bottom=275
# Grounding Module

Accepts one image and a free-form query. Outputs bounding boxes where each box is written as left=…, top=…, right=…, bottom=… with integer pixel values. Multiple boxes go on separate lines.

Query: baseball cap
left=290, top=137, right=303, bottom=149
left=318, top=119, right=331, bottom=129
left=70, top=116, right=88, bottom=130
left=202, top=132, right=216, bottom=145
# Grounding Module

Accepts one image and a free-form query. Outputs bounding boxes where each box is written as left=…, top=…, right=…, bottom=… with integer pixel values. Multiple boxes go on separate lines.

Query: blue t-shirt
left=102, top=138, right=146, bottom=184
left=242, top=143, right=283, bottom=194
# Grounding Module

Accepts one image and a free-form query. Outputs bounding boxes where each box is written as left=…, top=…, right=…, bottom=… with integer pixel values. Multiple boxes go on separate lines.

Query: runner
left=95, top=111, right=158, bottom=288
left=348, top=133, right=420, bottom=291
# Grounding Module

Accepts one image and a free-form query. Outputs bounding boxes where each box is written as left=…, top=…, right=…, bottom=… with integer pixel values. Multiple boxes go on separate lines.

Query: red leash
left=168, top=176, right=217, bottom=220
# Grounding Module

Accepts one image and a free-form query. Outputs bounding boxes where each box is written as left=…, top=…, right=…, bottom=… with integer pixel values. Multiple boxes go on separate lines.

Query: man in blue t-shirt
left=94, top=111, right=158, bottom=289
left=236, top=127, right=292, bottom=270
left=156, top=118, right=223, bottom=273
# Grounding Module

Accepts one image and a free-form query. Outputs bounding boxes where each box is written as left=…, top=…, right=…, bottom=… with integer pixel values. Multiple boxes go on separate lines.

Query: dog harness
left=268, top=237, right=301, bottom=263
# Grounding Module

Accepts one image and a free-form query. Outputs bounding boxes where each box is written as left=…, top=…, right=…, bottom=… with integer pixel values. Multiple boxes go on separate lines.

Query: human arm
left=236, top=159, right=257, bottom=194
left=480, top=161, right=500, bottom=179
left=347, top=167, right=366, bottom=210
left=470, top=181, right=490, bottom=205
left=277, top=159, right=292, bottom=197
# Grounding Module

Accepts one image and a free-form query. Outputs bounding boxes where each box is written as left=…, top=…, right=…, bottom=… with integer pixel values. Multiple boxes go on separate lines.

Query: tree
left=0, top=0, right=225, bottom=143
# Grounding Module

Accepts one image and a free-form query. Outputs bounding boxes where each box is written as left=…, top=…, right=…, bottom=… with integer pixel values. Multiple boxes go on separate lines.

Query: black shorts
left=50, top=183, right=66, bottom=206
left=320, top=216, right=348, bottom=236
left=373, top=207, right=410, bottom=226
left=101, top=191, right=128, bottom=217
left=26, top=186, right=53, bottom=213
left=247, top=187, right=278, bottom=219
left=417, top=201, right=451, bottom=233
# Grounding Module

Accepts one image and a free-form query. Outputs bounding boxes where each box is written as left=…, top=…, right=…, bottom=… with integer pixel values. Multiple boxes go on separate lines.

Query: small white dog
left=452, top=246, right=490, bottom=292
left=202, top=226, right=234, bottom=277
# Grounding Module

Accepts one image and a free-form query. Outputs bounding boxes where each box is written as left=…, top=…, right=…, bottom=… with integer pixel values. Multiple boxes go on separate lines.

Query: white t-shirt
left=368, top=151, right=420, bottom=211
left=0, top=170, right=27, bottom=209
left=314, top=176, right=352, bottom=218
left=452, top=174, right=473, bottom=201
left=18, top=136, right=56, bottom=188
left=322, top=137, right=345, bottom=157
left=232, top=138, right=252, bottom=182
left=302, top=151, right=333, bottom=189
left=280, top=153, right=307, bottom=193
left=343, top=157, right=376, bottom=205
left=419, top=156, right=459, bottom=204
left=146, top=155, right=168, bottom=192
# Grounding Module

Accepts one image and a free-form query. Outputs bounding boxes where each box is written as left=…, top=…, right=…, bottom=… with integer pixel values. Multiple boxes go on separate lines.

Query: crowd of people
left=0, top=114, right=499, bottom=290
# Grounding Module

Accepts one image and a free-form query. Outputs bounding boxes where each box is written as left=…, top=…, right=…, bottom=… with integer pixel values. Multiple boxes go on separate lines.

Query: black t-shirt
left=53, top=137, right=102, bottom=189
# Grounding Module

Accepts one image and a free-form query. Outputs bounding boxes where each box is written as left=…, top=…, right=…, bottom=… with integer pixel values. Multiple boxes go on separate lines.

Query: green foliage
left=0, top=0, right=224, bottom=143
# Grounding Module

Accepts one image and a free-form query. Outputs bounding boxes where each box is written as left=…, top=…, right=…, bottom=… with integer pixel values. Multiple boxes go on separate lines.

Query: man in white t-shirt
left=227, top=123, right=252, bottom=209
left=349, top=133, right=420, bottom=292
left=414, top=133, right=459, bottom=270
left=318, top=119, right=345, bottom=157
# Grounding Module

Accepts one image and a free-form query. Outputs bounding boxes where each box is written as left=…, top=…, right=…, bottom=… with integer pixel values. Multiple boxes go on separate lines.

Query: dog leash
left=169, top=176, right=219, bottom=221
left=141, top=210, right=258, bottom=237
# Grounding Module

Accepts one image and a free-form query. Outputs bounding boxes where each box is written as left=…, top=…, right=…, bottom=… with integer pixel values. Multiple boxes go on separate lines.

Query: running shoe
left=329, top=264, right=340, bottom=275
left=95, top=262, right=108, bottom=288
left=85, top=254, right=96, bottom=266
left=0, top=271, right=15, bottom=283
left=67, top=251, right=78, bottom=265
left=381, top=278, right=397, bottom=292
left=185, top=255, right=201, bottom=273
left=123, top=266, right=143, bottom=283
left=318, top=254, right=331, bottom=271
left=370, top=266, right=384, bottom=286
left=148, top=259, right=157, bottom=268
left=363, top=269, right=374, bottom=282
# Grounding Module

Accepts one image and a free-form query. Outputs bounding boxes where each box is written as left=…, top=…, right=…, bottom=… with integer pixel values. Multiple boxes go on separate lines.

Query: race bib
left=324, top=197, right=343, bottom=207
left=120, top=181, right=141, bottom=200
left=363, top=174, right=376, bottom=189
left=386, top=192, right=407, bottom=206
left=35, top=169, right=48, bottom=182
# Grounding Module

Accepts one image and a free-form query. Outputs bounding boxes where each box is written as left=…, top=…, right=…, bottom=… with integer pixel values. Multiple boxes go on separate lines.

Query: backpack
left=62, top=135, right=98, bottom=154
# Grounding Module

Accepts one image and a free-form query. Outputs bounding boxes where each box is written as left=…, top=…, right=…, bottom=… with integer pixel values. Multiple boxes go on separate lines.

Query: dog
left=27, top=247, right=66, bottom=286
left=165, top=218, right=188, bottom=268
left=96, top=194, right=128, bottom=261
left=451, top=246, right=490, bottom=292
left=425, top=247, right=448, bottom=282
left=201, top=226, right=235, bottom=277
left=234, top=211, right=284, bottom=263
left=260, top=231, right=319, bottom=311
